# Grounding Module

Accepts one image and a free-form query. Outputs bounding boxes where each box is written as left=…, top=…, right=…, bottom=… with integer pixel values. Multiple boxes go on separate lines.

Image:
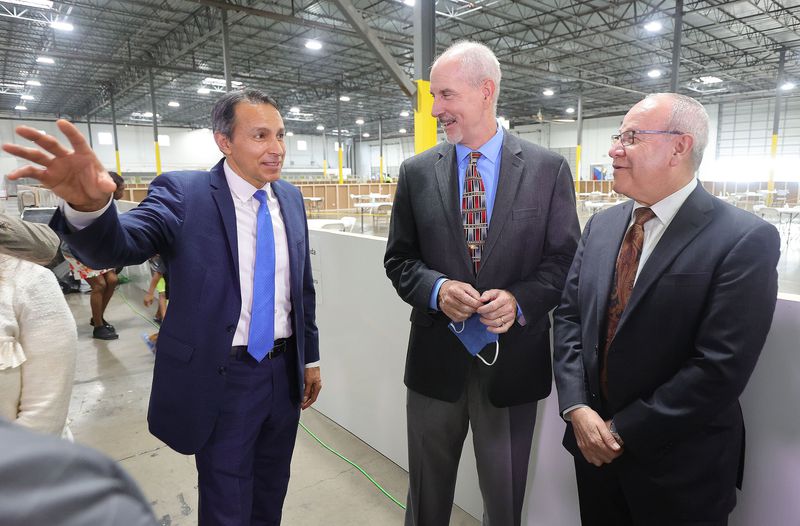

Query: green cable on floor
left=298, top=421, right=406, bottom=510
left=116, top=285, right=405, bottom=510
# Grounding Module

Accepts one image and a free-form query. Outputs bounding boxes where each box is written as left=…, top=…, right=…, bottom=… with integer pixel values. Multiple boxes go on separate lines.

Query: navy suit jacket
left=553, top=184, right=780, bottom=518
left=51, top=159, right=318, bottom=454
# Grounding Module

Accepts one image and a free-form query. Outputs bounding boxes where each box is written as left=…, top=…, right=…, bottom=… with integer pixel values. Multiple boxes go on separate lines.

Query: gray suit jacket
left=0, top=213, right=59, bottom=265
left=385, top=131, right=580, bottom=406
left=553, top=184, right=780, bottom=517
left=0, top=419, right=157, bottom=526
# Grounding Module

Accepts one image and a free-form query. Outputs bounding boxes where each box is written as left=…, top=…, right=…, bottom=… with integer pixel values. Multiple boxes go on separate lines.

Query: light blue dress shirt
left=428, top=123, right=505, bottom=310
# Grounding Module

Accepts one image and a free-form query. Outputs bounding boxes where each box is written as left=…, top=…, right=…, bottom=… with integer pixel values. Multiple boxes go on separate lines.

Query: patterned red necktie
left=601, top=207, right=656, bottom=398
left=462, top=152, right=487, bottom=274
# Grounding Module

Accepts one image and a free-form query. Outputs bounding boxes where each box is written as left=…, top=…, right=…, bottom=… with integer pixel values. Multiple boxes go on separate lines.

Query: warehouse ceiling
left=1, top=0, right=799, bottom=140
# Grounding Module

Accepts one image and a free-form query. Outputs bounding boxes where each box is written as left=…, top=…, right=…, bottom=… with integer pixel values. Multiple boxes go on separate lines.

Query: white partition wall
left=309, top=228, right=799, bottom=524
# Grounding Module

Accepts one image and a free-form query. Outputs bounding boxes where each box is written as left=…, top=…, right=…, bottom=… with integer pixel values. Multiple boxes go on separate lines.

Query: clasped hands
left=437, top=279, right=516, bottom=334
left=569, top=406, right=624, bottom=466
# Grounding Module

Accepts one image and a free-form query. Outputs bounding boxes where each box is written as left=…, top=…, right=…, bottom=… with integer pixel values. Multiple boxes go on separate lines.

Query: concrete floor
left=64, top=281, right=478, bottom=526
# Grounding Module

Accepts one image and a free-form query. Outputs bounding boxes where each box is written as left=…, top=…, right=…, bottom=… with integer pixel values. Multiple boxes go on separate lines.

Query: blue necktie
left=248, top=189, right=275, bottom=362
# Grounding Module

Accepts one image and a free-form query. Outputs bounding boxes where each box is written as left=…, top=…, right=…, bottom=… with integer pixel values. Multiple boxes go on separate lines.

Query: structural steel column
left=109, top=90, right=122, bottom=174
left=414, top=0, right=437, bottom=153
left=336, top=87, right=343, bottom=184
left=670, top=0, right=683, bottom=92
left=322, top=129, right=328, bottom=179
left=221, top=9, right=232, bottom=91
left=379, top=117, right=384, bottom=183
left=768, top=48, right=786, bottom=205
left=148, top=69, right=162, bottom=175
left=575, top=93, right=583, bottom=193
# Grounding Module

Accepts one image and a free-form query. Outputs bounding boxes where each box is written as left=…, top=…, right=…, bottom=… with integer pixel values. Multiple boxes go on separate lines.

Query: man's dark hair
left=211, top=89, right=279, bottom=139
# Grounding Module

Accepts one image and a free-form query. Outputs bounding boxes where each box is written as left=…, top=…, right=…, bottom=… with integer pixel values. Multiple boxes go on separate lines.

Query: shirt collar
left=223, top=159, right=275, bottom=203
left=455, top=120, right=504, bottom=166
left=634, top=178, right=697, bottom=225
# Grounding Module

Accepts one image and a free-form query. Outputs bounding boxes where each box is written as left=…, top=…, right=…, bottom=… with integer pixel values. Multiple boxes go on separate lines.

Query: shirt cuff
left=516, top=304, right=526, bottom=326
left=305, top=361, right=320, bottom=368
left=61, top=197, right=114, bottom=231
left=562, top=404, right=590, bottom=421
left=429, top=277, right=448, bottom=311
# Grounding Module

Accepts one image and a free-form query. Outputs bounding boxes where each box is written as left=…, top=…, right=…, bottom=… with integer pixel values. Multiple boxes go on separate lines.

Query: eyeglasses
left=611, top=130, right=685, bottom=147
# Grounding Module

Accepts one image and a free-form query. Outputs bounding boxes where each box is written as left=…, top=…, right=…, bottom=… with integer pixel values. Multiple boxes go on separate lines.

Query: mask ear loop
left=477, top=341, right=499, bottom=366
left=449, top=321, right=465, bottom=334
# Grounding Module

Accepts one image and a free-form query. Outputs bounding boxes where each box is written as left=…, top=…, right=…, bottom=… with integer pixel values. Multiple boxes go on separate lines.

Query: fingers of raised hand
left=56, top=119, right=93, bottom=154
left=2, top=143, right=55, bottom=167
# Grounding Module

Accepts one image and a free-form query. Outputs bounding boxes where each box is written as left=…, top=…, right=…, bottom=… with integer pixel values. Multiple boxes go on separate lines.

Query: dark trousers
left=574, top=456, right=729, bottom=526
left=195, top=346, right=300, bottom=526
left=405, top=359, right=538, bottom=526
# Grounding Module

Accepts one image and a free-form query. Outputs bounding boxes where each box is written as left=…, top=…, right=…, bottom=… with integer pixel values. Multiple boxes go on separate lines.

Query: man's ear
left=482, top=79, right=495, bottom=102
left=214, top=132, right=232, bottom=155
left=670, top=134, right=694, bottom=167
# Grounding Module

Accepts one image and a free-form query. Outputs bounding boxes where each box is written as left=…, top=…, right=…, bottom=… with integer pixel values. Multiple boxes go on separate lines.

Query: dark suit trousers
left=195, top=344, right=300, bottom=526
left=405, top=359, right=538, bottom=526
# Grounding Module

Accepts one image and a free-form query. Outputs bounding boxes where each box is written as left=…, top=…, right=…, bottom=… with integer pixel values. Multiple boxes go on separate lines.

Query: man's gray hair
left=433, top=41, right=502, bottom=115
left=211, top=89, right=279, bottom=138
left=647, top=93, right=709, bottom=170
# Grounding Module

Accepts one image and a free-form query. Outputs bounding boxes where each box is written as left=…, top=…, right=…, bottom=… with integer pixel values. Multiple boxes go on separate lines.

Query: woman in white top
left=0, top=254, right=77, bottom=435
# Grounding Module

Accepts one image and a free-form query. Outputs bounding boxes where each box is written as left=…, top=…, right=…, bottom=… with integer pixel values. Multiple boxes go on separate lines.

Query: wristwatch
left=610, top=420, right=624, bottom=446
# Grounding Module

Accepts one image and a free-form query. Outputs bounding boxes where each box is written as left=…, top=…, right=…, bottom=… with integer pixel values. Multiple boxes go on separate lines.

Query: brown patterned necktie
left=601, top=206, right=656, bottom=398
left=462, top=151, right=487, bottom=274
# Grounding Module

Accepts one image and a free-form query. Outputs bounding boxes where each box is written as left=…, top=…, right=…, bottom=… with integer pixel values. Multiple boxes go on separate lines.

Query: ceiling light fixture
left=305, top=40, right=322, bottom=50
left=565, top=107, right=575, bottom=114
left=644, top=21, right=662, bottom=32
left=647, top=69, right=662, bottom=78
left=26, top=80, right=41, bottom=86
left=316, top=124, right=325, bottom=131
left=197, top=87, right=211, bottom=94
left=339, top=95, right=351, bottom=102
left=289, top=106, right=300, bottom=113
left=355, top=118, right=364, bottom=125
left=698, top=76, right=723, bottom=84
left=21, top=94, right=34, bottom=101
left=542, top=88, right=554, bottom=96
left=363, top=133, right=370, bottom=138
left=286, top=131, right=294, bottom=137
left=399, top=128, right=407, bottom=134
left=50, top=21, right=74, bottom=31
left=400, top=110, right=410, bottom=117
left=168, top=101, right=180, bottom=107
left=781, top=81, right=795, bottom=91
left=14, top=105, right=27, bottom=111
left=36, top=56, right=55, bottom=65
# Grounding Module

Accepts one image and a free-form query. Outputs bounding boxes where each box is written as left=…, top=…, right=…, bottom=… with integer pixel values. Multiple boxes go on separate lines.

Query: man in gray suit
left=384, top=41, right=580, bottom=525
left=553, top=93, right=780, bottom=525
left=0, top=418, right=157, bottom=525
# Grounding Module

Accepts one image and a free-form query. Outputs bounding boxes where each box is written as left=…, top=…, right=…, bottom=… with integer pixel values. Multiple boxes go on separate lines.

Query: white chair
left=340, top=216, right=356, bottom=232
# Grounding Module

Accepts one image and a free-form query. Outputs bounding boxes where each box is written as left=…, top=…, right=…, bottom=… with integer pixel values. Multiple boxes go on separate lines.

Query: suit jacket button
left=218, top=366, right=226, bottom=375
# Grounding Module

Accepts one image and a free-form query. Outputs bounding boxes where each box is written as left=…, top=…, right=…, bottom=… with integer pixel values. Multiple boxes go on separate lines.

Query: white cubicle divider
left=308, top=228, right=800, bottom=525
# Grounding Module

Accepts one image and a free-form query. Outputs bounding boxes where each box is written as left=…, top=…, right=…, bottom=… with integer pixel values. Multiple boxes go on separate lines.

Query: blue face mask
left=448, top=314, right=499, bottom=366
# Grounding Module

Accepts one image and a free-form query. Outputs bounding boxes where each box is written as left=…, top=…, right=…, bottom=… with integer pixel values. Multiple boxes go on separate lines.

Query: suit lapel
left=616, top=184, right=714, bottom=332
left=209, top=159, right=240, bottom=282
left=272, top=180, right=298, bottom=259
left=480, top=132, right=524, bottom=268
left=595, top=201, right=634, bottom=333
left=434, top=145, right=473, bottom=274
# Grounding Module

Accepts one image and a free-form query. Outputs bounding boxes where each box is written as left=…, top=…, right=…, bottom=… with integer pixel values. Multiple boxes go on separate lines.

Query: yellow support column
left=379, top=156, right=384, bottom=183
left=414, top=79, right=437, bottom=154
left=575, top=144, right=582, bottom=194
left=338, top=147, right=344, bottom=184
left=115, top=150, right=121, bottom=175
left=768, top=134, right=778, bottom=206
left=154, top=141, right=162, bottom=176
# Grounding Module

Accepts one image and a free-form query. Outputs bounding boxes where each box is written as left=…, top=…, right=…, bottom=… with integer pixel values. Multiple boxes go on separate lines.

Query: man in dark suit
left=384, top=41, right=580, bottom=525
left=0, top=418, right=158, bottom=526
left=2, top=89, right=321, bottom=526
left=553, top=93, right=781, bottom=526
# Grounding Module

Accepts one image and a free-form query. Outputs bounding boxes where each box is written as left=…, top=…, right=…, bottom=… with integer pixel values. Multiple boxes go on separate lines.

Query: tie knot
left=634, top=207, right=655, bottom=226
left=469, top=151, right=481, bottom=164
left=253, top=189, right=267, bottom=205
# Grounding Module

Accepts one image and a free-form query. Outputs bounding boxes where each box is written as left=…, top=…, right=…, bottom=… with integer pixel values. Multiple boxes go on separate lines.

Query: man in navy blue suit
left=3, top=89, right=321, bottom=526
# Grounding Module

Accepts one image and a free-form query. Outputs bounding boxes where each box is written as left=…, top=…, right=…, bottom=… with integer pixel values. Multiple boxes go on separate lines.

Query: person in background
left=0, top=211, right=59, bottom=265
left=142, top=254, right=168, bottom=353
left=553, top=93, right=781, bottom=526
left=61, top=171, right=125, bottom=341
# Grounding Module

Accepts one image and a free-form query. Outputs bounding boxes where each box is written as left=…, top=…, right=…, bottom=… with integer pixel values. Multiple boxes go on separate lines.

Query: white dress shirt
left=563, top=177, right=697, bottom=419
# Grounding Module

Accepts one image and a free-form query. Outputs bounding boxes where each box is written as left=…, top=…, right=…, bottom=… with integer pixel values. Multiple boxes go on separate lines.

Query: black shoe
left=93, top=325, right=119, bottom=340
left=89, top=318, right=115, bottom=331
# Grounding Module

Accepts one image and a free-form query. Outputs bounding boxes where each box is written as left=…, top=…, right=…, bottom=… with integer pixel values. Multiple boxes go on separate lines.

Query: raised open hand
left=2, top=119, right=117, bottom=212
